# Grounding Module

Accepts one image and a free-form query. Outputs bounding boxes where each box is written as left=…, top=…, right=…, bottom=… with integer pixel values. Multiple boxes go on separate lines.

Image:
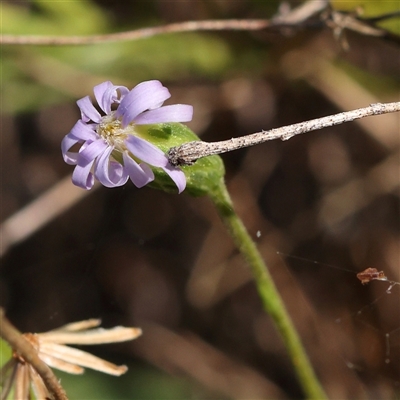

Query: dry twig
left=168, top=102, right=400, bottom=166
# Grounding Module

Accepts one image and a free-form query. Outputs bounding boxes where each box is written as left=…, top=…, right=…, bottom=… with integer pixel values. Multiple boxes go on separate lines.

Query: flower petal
left=69, top=120, right=98, bottom=141
left=79, top=139, right=108, bottom=163
left=123, top=153, right=155, bottom=188
left=125, top=135, right=168, bottom=167
left=133, top=104, right=193, bottom=124
left=161, top=164, right=187, bottom=193
left=116, top=80, right=171, bottom=127
left=38, top=352, right=85, bottom=374
left=125, top=136, right=186, bottom=192
left=93, top=81, right=114, bottom=114
left=29, top=365, right=52, bottom=399
left=94, top=147, right=129, bottom=188
left=70, top=139, right=107, bottom=189
left=61, top=135, right=80, bottom=164
left=94, top=81, right=129, bottom=114
left=62, top=122, right=99, bottom=165
left=72, top=159, right=95, bottom=190
left=39, top=342, right=128, bottom=376
left=77, top=96, right=102, bottom=123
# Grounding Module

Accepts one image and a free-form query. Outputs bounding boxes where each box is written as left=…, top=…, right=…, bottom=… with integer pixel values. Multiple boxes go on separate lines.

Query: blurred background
left=1, top=0, right=399, bottom=398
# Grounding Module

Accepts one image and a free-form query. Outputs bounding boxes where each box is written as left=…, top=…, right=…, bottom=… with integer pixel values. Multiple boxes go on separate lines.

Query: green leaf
left=330, top=0, right=400, bottom=34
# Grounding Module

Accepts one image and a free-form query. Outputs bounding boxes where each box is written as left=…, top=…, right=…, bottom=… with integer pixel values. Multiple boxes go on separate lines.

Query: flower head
left=1, top=319, right=142, bottom=399
left=62, top=80, right=193, bottom=193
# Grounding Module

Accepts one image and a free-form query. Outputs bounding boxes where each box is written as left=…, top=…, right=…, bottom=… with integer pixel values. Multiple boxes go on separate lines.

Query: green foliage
left=136, top=123, right=225, bottom=196
left=0, top=337, right=12, bottom=362
left=56, top=365, right=212, bottom=400
left=330, top=0, right=400, bottom=34
left=2, top=0, right=107, bottom=35
left=334, top=59, right=400, bottom=94
left=0, top=339, right=13, bottom=400
left=2, top=1, right=233, bottom=114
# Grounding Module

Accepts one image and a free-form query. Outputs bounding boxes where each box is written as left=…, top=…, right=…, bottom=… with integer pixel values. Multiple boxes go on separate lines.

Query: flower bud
left=135, top=123, right=225, bottom=196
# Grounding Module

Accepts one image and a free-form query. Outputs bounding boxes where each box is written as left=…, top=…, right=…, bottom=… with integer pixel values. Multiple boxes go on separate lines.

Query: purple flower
left=61, top=80, right=193, bottom=193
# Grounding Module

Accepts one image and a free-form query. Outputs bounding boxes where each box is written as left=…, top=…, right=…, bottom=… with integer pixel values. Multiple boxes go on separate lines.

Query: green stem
left=209, top=182, right=327, bottom=400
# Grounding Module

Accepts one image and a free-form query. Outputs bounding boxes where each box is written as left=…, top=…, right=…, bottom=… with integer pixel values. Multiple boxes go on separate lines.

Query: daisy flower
left=61, top=80, right=193, bottom=193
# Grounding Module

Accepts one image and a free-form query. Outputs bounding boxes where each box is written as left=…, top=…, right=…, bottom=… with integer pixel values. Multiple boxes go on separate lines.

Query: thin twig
left=0, top=308, right=69, bottom=400
left=0, top=0, right=328, bottom=46
left=168, top=102, right=400, bottom=166
left=0, top=20, right=268, bottom=45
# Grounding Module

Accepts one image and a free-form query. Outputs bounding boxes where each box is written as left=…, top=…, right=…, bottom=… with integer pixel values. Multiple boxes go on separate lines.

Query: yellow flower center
left=96, top=113, right=132, bottom=151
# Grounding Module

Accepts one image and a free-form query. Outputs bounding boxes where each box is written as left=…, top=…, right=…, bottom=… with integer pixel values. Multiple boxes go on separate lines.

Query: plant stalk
left=209, top=183, right=327, bottom=400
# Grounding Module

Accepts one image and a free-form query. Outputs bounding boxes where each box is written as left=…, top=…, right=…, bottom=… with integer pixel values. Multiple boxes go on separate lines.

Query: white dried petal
left=38, top=352, right=84, bottom=375
left=38, top=326, right=142, bottom=345
left=39, top=342, right=128, bottom=376
left=29, top=364, right=51, bottom=399
left=14, top=363, right=29, bottom=400
left=47, top=319, right=102, bottom=332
